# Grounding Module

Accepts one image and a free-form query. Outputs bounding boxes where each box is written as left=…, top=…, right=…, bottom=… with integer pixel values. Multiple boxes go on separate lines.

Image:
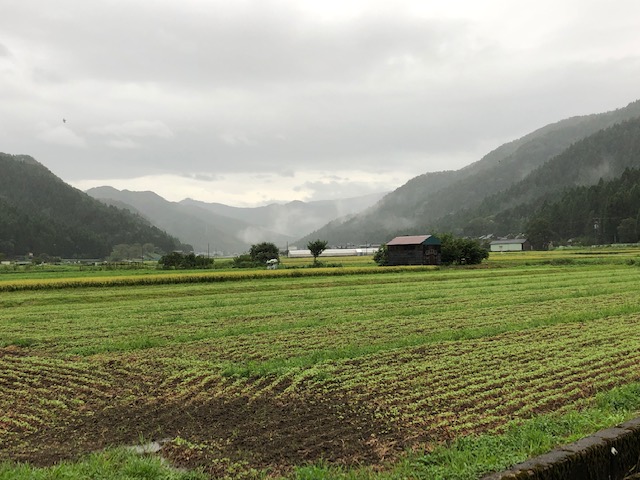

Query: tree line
left=524, top=167, right=640, bottom=248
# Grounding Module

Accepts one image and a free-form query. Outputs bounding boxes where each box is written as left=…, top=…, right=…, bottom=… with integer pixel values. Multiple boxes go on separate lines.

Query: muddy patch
left=7, top=390, right=405, bottom=477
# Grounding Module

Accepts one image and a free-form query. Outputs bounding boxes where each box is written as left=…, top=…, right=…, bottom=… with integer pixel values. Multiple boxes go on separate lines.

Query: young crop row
left=3, top=264, right=640, bottom=359
left=159, top=286, right=640, bottom=374
left=117, top=311, right=640, bottom=473
left=284, top=313, right=640, bottom=440
left=3, top=261, right=640, bottom=476
left=3, top=275, right=638, bottom=350
left=0, top=351, right=115, bottom=445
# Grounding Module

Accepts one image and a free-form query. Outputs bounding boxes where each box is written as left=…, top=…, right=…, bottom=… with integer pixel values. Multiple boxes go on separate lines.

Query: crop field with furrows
left=1, top=253, right=640, bottom=479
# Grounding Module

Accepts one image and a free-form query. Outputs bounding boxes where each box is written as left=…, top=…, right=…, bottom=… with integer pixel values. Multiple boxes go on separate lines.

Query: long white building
left=287, top=247, right=378, bottom=257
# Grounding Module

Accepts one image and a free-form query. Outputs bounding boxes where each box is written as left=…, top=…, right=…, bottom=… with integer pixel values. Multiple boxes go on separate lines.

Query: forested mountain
left=441, top=117, right=640, bottom=239
left=521, top=168, right=640, bottom=247
left=0, top=154, right=183, bottom=258
left=297, top=100, right=640, bottom=245
left=87, top=188, right=385, bottom=253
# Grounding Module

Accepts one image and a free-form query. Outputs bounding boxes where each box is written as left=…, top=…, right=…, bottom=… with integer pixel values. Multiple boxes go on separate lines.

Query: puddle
left=127, top=438, right=171, bottom=455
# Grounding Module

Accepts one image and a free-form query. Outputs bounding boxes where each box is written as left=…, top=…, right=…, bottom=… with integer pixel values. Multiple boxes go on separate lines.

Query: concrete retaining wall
left=482, top=417, right=640, bottom=480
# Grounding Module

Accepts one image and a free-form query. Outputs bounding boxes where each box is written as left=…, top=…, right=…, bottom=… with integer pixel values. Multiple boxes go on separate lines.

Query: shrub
left=440, top=233, right=489, bottom=265
left=159, top=252, right=214, bottom=269
left=373, top=244, right=388, bottom=266
left=232, top=254, right=259, bottom=269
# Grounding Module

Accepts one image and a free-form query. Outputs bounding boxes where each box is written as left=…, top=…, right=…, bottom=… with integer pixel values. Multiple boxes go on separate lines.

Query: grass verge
left=0, top=448, right=207, bottom=480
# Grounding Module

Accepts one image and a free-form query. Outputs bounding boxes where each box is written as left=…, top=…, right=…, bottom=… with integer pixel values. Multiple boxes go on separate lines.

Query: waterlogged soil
left=0, top=349, right=406, bottom=478
left=15, top=397, right=402, bottom=476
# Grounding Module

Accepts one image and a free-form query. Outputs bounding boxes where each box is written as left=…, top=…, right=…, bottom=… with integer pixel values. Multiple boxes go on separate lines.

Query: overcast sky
left=1, top=1, right=639, bottom=206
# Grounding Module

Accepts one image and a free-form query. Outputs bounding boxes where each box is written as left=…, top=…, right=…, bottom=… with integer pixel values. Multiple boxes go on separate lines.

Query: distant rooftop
left=387, top=235, right=437, bottom=246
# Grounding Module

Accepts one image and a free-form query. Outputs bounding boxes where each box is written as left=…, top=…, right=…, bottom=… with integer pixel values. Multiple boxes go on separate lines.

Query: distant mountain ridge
left=298, top=99, right=640, bottom=245
left=452, top=116, right=640, bottom=238
left=180, top=192, right=385, bottom=239
left=0, top=153, right=183, bottom=258
left=5, top=99, right=640, bottom=259
left=87, top=187, right=386, bottom=254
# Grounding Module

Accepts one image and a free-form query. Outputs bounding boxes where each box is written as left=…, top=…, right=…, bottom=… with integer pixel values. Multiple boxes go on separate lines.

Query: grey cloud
left=297, top=179, right=388, bottom=202
left=0, top=43, right=11, bottom=57
left=37, top=124, right=87, bottom=148
left=106, top=138, right=139, bottom=149
left=2, top=1, right=640, bottom=205
left=32, top=67, right=67, bottom=84
left=181, top=172, right=221, bottom=182
left=279, top=169, right=295, bottom=178
left=90, top=120, right=174, bottom=139
left=2, top=2, right=464, bottom=89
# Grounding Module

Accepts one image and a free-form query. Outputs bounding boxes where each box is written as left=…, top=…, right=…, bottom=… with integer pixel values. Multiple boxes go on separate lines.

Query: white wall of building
left=490, top=243, right=523, bottom=252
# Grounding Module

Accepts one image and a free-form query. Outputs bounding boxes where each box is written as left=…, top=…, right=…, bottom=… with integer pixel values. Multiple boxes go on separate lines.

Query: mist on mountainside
left=297, top=99, right=640, bottom=246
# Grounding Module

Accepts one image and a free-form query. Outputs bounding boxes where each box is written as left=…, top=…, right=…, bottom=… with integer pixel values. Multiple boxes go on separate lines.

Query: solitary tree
left=249, top=242, right=279, bottom=265
left=307, top=239, right=328, bottom=265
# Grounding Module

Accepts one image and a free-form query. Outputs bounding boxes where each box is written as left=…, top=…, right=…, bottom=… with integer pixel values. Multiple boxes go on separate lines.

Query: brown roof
left=387, top=235, right=432, bottom=246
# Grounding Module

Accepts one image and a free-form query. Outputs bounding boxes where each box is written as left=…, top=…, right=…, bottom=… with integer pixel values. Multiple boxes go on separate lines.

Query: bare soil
left=1, top=350, right=406, bottom=477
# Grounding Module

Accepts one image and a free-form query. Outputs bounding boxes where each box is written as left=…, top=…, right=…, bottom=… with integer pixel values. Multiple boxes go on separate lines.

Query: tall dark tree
left=617, top=217, right=638, bottom=243
left=525, top=217, right=554, bottom=250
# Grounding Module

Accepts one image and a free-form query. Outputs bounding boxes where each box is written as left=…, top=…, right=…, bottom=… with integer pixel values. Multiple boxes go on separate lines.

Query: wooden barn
left=386, top=235, right=441, bottom=266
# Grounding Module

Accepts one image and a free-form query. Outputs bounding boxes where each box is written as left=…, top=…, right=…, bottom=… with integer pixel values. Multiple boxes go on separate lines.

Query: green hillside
left=518, top=168, right=640, bottom=247
left=443, top=117, right=640, bottom=240
left=0, top=153, right=183, bottom=258
left=298, top=100, right=640, bottom=245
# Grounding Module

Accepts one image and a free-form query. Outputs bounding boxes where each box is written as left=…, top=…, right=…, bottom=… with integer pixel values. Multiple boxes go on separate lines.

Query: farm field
left=2, top=250, right=640, bottom=478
